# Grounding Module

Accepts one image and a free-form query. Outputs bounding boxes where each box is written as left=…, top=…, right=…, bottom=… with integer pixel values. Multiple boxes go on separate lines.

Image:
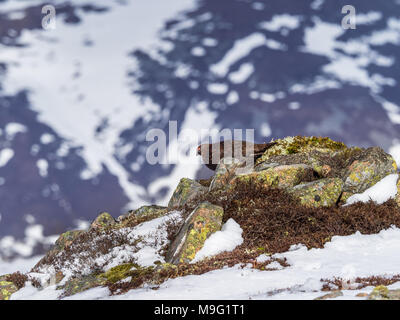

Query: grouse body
left=197, top=140, right=276, bottom=171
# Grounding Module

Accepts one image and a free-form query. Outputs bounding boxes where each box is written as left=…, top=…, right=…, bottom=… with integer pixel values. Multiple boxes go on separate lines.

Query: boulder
left=168, top=178, right=208, bottom=208
left=343, top=147, right=397, bottom=195
left=60, top=274, right=106, bottom=297
left=0, top=275, right=18, bottom=300
left=117, top=205, right=168, bottom=227
left=368, top=285, right=400, bottom=300
left=289, top=178, right=343, bottom=207
left=257, top=136, right=347, bottom=164
left=314, top=290, right=343, bottom=300
left=233, top=164, right=315, bottom=190
left=90, top=212, right=116, bottom=231
left=209, top=157, right=249, bottom=191
left=166, top=202, right=224, bottom=264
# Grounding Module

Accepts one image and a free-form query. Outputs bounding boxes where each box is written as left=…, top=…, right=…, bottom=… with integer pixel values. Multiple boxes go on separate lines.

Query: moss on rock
left=289, top=178, right=343, bottom=207
left=90, top=212, right=116, bottom=231
left=0, top=277, right=18, bottom=300
left=167, top=202, right=224, bottom=264
left=60, top=274, right=107, bottom=297
left=258, top=136, right=347, bottom=163
left=343, top=147, right=397, bottom=195
left=168, top=178, right=208, bottom=209
left=241, top=164, right=315, bottom=189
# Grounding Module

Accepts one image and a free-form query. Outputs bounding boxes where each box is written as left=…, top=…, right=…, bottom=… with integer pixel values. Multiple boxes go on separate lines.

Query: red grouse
left=197, top=140, right=276, bottom=171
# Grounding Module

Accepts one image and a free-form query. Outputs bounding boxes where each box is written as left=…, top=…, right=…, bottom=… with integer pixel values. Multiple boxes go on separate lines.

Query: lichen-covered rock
left=117, top=205, right=168, bottom=227
left=168, top=178, right=208, bottom=208
left=343, top=147, right=397, bottom=195
left=289, top=178, right=343, bottom=207
left=54, top=230, right=85, bottom=251
left=368, top=285, right=400, bottom=300
left=234, top=164, right=314, bottom=190
left=209, top=157, right=250, bottom=191
left=60, top=274, right=107, bottom=297
left=32, top=229, right=85, bottom=272
left=167, top=202, right=224, bottom=264
left=257, top=136, right=347, bottom=164
left=314, top=290, right=343, bottom=300
left=396, top=176, right=400, bottom=207
left=90, top=212, right=116, bottom=231
left=0, top=276, right=18, bottom=300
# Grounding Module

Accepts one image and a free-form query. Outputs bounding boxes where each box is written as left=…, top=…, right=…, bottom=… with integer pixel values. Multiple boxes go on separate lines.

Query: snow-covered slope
left=1, top=0, right=400, bottom=259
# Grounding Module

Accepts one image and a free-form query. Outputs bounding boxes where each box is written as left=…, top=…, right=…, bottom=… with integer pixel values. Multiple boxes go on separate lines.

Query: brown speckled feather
left=197, top=140, right=276, bottom=171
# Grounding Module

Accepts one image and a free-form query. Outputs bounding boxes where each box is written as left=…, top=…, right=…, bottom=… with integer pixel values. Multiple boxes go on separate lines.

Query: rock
left=314, top=290, right=343, bottom=300
left=396, top=176, right=400, bottom=207
left=168, top=178, right=208, bottom=209
left=257, top=136, right=347, bottom=164
left=90, top=212, right=116, bottom=231
left=99, top=263, right=155, bottom=285
left=368, top=285, right=400, bottom=300
left=234, top=164, right=315, bottom=190
left=166, top=202, right=224, bottom=264
left=209, top=157, right=250, bottom=191
left=254, top=162, right=280, bottom=172
left=32, top=230, right=85, bottom=272
left=343, top=147, right=397, bottom=195
left=289, top=178, right=343, bottom=207
left=0, top=276, right=18, bottom=300
left=60, top=274, right=106, bottom=297
left=54, top=230, right=85, bottom=251
left=356, top=292, right=368, bottom=298
left=117, top=205, right=168, bottom=226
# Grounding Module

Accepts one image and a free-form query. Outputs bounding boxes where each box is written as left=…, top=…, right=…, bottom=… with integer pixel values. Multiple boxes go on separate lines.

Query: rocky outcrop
left=2, top=136, right=400, bottom=300
left=368, top=285, right=400, bottom=300
left=168, top=178, right=208, bottom=208
left=0, top=276, right=18, bottom=300
left=166, top=202, right=224, bottom=264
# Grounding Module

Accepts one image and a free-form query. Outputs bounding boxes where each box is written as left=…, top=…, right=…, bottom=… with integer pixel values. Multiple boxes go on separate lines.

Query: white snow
left=259, top=14, right=301, bottom=32
left=0, top=148, right=14, bottom=167
left=346, top=174, right=399, bottom=206
left=390, top=144, right=400, bottom=167
left=0, top=0, right=197, bottom=208
left=228, top=63, right=254, bottom=84
left=207, top=83, right=229, bottom=95
left=0, top=255, right=42, bottom=275
left=192, top=219, right=243, bottom=263
left=9, top=222, right=400, bottom=300
left=34, top=211, right=183, bottom=279
left=4, top=122, right=27, bottom=140
left=210, top=32, right=284, bottom=77
left=303, top=17, right=397, bottom=96
left=36, top=159, right=49, bottom=177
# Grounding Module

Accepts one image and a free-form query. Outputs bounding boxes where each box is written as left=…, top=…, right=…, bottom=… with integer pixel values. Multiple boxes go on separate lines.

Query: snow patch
left=192, top=219, right=243, bottom=263
left=345, top=174, right=399, bottom=206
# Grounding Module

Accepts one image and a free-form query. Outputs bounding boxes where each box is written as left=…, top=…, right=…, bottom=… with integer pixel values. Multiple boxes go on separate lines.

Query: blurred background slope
left=0, top=0, right=399, bottom=260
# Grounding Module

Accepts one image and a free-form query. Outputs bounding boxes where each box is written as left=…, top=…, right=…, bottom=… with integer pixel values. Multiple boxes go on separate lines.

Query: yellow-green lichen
left=168, top=178, right=207, bottom=208
left=99, top=263, right=155, bottom=284
left=0, top=281, right=18, bottom=300
left=234, top=164, right=313, bottom=190
left=90, top=212, right=115, bottom=230
left=258, top=136, right=347, bottom=163
left=289, top=178, right=343, bottom=207
left=177, top=202, right=224, bottom=263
